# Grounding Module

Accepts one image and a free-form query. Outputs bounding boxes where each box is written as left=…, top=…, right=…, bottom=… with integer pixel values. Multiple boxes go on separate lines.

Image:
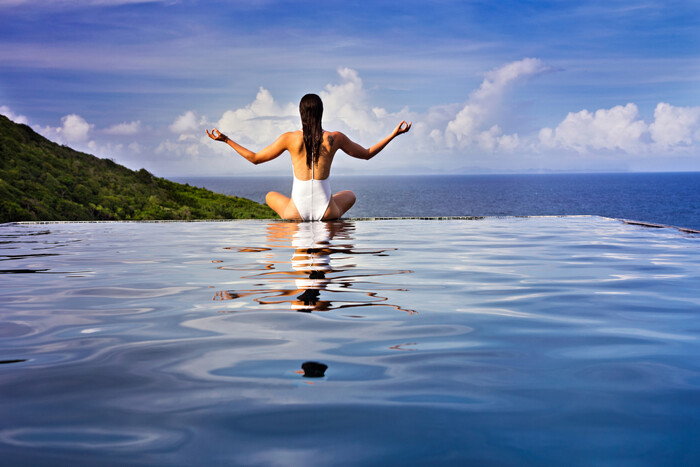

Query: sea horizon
left=169, top=169, right=700, bottom=178
left=172, top=172, right=700, bottom=231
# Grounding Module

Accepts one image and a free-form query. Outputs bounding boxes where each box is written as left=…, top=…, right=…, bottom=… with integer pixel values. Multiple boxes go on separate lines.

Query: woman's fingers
left=206, top=128, right=223, bottom=140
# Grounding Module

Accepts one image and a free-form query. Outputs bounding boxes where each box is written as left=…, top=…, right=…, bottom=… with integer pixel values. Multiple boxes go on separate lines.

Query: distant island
left=0, top=114, right=277, bottom=223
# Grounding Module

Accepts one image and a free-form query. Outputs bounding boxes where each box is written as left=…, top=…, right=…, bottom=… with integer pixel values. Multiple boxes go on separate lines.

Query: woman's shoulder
left=323, top=130, right=346, bottom=146
left=277, top=130, right=303, bottom=144
left=284, top=129, right=303, bottom=138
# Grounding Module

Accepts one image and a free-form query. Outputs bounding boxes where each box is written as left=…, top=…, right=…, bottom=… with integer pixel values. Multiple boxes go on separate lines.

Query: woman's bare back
left=287, top=130, right=343, bottom=181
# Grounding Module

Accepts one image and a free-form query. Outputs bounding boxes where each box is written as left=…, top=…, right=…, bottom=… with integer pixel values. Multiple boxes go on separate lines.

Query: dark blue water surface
left=1, top=217, right=699, bottom=464
left=173, top=173, right=700, bottom=230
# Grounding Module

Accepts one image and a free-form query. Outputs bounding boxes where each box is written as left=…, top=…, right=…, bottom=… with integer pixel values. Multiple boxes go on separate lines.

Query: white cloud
left=37, top=113, right=93, bottom=144
left=539, top=103, right=647, bottom=154
left=320, top=67, right=384, bottom=137
left=156, top=139, right=196, bottom=158
left=474, top=57, right=551, bottom=102
left=445, top=104, right=480, bottom=147
left=537, top=102, right=700, bottom=156
left=0, top=105, right=29, bottom=124
left=169, top=111, right=200, bottom=134
left=445, top=58, right=550, bottom=151
left=215, top=87, right=299, bottom=146
left=104, top=120, right=141, bottom=135
left=649, top=102, right=700, bottom=148
left=61, top=114, right=92, bottom=142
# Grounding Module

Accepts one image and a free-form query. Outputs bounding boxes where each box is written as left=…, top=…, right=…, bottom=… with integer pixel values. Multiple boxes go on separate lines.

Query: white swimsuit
left=291, top=172, right=331, bottom=222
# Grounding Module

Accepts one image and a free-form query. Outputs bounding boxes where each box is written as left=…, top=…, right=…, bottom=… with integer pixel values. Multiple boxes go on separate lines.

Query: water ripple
left=1, top=217, right=700, bottom=464
left=0, top=426, right=187, bottom=451
left=66, top=286, right=199, bottom=298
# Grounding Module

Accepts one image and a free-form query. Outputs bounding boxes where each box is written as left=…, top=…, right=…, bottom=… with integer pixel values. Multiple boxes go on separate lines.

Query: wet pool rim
left=4, top=215, right=700, bottom=235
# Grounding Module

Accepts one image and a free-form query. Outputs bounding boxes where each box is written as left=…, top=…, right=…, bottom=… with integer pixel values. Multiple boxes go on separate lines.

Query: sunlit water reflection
left=214, top=221, right=415, bottom=314
left=1, top=217, right=699, bottom=465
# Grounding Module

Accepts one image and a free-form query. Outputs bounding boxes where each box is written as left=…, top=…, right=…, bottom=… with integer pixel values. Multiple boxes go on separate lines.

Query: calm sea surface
left=1, top=217, right=699, bottom=464
left=173, top=173, right=700, bottom=230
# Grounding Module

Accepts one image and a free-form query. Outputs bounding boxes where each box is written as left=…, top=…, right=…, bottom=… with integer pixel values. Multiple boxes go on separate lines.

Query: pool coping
left=4, top=215, right=699, bottom=235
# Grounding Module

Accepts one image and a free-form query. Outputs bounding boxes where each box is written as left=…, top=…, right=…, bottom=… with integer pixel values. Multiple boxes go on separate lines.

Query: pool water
left=1, top=217, right=699, bottom=465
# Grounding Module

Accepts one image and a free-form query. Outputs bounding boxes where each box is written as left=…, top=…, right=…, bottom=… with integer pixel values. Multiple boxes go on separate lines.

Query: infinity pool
left=1, top=217, right=699, bottom=465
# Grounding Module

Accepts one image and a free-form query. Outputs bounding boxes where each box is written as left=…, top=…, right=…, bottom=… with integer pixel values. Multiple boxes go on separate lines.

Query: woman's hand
left=206, top=128, right=229, bottom=142
left=392, top=121, right=412, bottom=137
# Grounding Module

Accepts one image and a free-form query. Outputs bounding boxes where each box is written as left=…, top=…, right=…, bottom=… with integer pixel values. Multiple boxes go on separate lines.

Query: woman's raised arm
left=206, top=128, right=290, bottom=165
left=339, top=121, right=411, bottom=160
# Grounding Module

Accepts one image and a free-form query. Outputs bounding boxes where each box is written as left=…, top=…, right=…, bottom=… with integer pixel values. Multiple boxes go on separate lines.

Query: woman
left=206, top=93, right=411, bottom=221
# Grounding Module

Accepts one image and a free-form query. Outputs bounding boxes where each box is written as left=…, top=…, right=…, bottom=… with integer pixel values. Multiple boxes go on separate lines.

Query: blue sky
left=1, top=0, right=699, bottom=176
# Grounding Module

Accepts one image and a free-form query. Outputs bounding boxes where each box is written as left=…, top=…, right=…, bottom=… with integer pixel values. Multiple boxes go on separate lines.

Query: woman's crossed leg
left=265, top=190, right=356, bottom=221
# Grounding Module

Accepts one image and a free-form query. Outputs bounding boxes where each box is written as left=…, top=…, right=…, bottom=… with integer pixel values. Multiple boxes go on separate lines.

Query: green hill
left=0, top=114, right=277, bottom=222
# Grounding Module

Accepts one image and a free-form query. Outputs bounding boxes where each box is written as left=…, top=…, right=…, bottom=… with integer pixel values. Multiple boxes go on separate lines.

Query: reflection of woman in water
left=206, top=93, right=411, bottom=221
left=214, top=221, right=415, bottom=314
left=288, top=221, right=335, bottom=312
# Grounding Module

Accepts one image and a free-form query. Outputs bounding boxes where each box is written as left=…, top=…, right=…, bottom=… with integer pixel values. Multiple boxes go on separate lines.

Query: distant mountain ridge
left=0, top=114, right=276, bottom=222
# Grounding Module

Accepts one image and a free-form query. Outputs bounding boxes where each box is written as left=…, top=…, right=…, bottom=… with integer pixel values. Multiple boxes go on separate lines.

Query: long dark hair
left=299, top=93, right=323, bottom=169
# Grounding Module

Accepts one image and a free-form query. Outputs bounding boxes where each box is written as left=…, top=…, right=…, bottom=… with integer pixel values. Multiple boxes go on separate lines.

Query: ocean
left=172, top=173, right=700, bottom=230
